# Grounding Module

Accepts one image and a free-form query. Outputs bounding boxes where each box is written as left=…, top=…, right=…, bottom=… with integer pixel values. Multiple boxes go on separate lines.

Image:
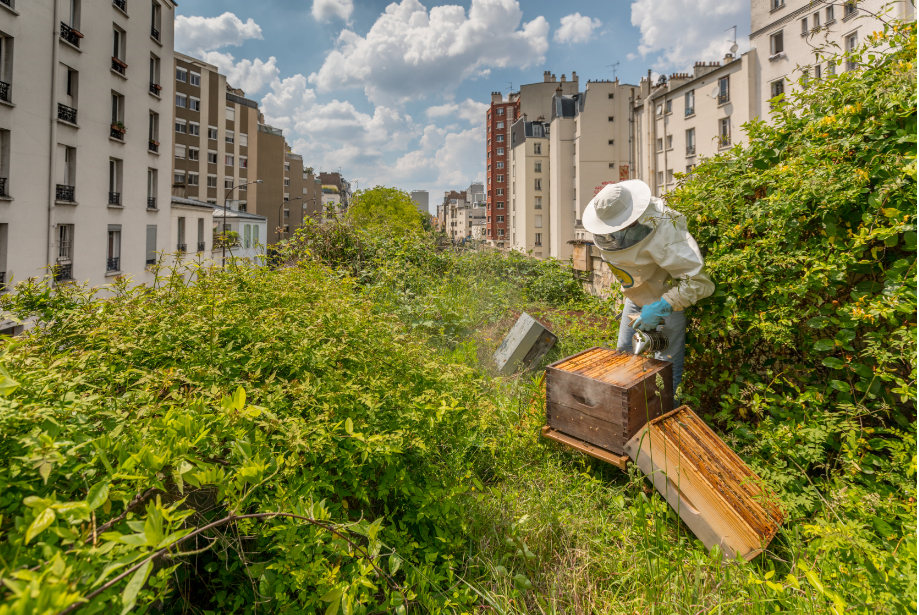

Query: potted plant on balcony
left=153, top=83, right=162, bottom=92
left=149, top=139, right=159, bottom=146
left=111, top=121, right=127, bottom=134
left=112, top=57, right=128, bottom=69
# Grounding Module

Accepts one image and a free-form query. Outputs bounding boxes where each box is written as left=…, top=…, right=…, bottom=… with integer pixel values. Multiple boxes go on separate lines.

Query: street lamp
left=277, top=196, right=301, bottom=243
left=223, top=179, right=262, bottom=266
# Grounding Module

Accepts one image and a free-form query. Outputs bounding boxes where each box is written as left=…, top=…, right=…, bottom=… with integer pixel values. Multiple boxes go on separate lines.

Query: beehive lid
left=549, top=347, right=667, bottom=387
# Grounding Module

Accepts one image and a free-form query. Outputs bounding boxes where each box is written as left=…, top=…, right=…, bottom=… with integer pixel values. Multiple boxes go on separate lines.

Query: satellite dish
left=656, top=104, right=663, bottom=115
left=710, top=85, right=720, bottom=98
left=730, top=43, right=739, bottom=53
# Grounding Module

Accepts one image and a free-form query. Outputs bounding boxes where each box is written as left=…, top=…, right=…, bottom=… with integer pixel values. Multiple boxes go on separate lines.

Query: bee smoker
left=628, top=314, right=670, bottom=356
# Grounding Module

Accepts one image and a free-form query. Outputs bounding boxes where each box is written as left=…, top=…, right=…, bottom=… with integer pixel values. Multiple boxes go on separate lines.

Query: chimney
left=543, top=71, right=551, bottom=83
left=561, top=74, right=566, bottom=82
left=551, top=73, right=556, bottom=82
left=556, top=84, right=563, bottom=95
left=724, top=52, right=734, bottom=63
left=572, top=71, right=578, bottom=82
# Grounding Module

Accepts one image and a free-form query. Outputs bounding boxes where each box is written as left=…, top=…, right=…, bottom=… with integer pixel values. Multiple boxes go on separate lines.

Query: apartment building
left=486, top=71, right=579, bottom=246
left=410, top=190, right=429, bottom=215
left=302, top=166, right=322, bottom=220
left=0, top=0, right=177, bottom=299
left=750, top=0, right=914, bottom=120
left=508, top=120, right=549, bottom=257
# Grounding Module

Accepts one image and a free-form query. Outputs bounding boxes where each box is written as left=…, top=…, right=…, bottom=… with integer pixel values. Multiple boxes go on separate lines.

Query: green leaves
left=24, top=507, right=55, bottom=545
left=86, top=482, right=110, bottom=511
left=121, top=560, right=152, bottom=615
left=0, top=365, right=19, bottom=397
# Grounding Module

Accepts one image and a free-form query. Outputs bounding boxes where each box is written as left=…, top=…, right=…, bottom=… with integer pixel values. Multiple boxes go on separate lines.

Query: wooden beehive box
left=545, top=348, right=673, bottom=456
left=624, top=407, right=785, bottom=561
left=572, top=244, right=591, bottom=271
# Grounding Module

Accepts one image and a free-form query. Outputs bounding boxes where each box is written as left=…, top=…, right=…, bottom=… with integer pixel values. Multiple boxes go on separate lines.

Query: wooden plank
left=548, top=347, right=600, bottom=371
left=546, top=402, right=626, bottom=453
left=541, top=426, right=629, bottom=471
left=546, top=371, right=629, bottom=423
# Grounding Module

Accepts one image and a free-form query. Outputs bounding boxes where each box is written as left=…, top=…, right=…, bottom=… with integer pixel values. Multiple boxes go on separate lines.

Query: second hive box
left=545, top=348, right=673, bottom=456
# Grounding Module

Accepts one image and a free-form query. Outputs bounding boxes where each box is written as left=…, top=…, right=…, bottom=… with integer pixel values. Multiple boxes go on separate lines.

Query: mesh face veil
left=592, top=222, right=654, bottom=252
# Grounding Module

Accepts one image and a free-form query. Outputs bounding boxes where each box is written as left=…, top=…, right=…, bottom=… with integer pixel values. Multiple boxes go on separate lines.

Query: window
left=534, top=232, right=542, bottom=246
left=497, top=175, right=504, bottom=183
left=189, top=72, right=200, bottom=87
left=108, top=158, right=122, bottom=204
left=197, top=218, right=205, bottom=249
left=284, top=178, right=290, bottom=187
left=145, top=225, right=157, bottom=266
left=813, top=12, right=820, bottom=27
left=107, top=226, right=121, bottom=271
left=148, top=111, right=159, bottom=144
left=174, top=144, right=185, bottom=159
left=207, top=151, right=217, bottom=164
left=667, top=135, right=673, bottom=150
left=497, top=215, right=504, bottom=223
left=608, top=163, right=615, bottom=168
left=189, top=147, right=199, bottom=161
left=496, top=188, right=504, bottom=196
left=151, top=1, right=162, bottom=40
left=608, top=139, right=615, bottom=145
left=719, top=118, right=731, bottom=147
left=657, top=138, right=664, bottom=151
left=149, top=55, right=160, bottom=91
left=533, top=143, right=541, bottom=155
left=496, top=121, right=504, bottom=129
left=497, top=148, right=504, bottom=155
left=498, top=229, right=504, bottom=237
left=534, top=162, right=542, bottom=173
left=225, top=131, right=234, bottom=145
left=244, top=224, right=251, bottom=248
left=845, top=33, right=858, bottom=70
left=147, top=169, right=157, bottom=203
left=770, top=31, right=784, bottom=55
left=826, top=5, right=835, bottom=22
left=239, top=183, right=247, bottom=191
left=667, top=169, right=674, bottom=183
left=112, top=26, right=125, bottom=64
left=207, top=175, right=217, bottom=188
left=177, top=217, right=186, bottom=249
left=497, top=108, right=504, bottom=116
left=686, top=128, right=695, bottom=154
left=188, top=172, right=199, bottom=186
left=496, top=161, right=504, bottom=169
left=770, top=79, right=785, bottom=101
left=685, top=90, right=695, bottom=116
left=208, top=126, right=217, bottom=140
left=497, top=202, right=505, bottom=209
left=176, top=93, right=187, bottom=108
left=666, top=100, right=673, bottom=114
left=225, top=178, right=234, bottom=189
left=801, top=17, right=809, bottom=35
left=239, top=156, right=247, bottom=168
left=226, top=105, right=235, bottom=122
left=174, top=171, right=185, bottom=184
left=111, top=92, right=124, bottom=124
left=534, top=215, right=543, bottom=229
left=189, top=122, right=200, bottom=136
left=58, top=224, right=74, bottom=261
left=240, top=133, right=248, bottom=147
left=176, top=67, right=187, bottom=82
left=225, top=155, right=234, bottom=166
left=657, top=171, right=664, bottom=185
left=718, top=76, right=730, bottom=104
left=844, top=1, right=857, bottom=17
left=175, top=120, right=187, bottom=134
left=284, top=162, right=290, bottom=171
left=772, top=0, right=784, bottom=9
left=534, top=179, right=542, bottom=191
left=609, top=115, right=616, bottom=121
left=608, top=93, right=614, bottom=99
left=815, top=62, right=822, bottom=80
left=496, top=135, right=504, bottom=143
left=189, top=97, right=200, bottom=112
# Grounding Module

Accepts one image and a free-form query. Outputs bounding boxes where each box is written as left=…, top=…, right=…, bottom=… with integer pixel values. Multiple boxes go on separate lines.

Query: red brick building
left=485, top=92, right=519, bottom=245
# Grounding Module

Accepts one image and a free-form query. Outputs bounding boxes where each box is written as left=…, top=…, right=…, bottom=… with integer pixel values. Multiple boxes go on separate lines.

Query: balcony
left=148, top=140, right=159, bottom=153
left=56, top=184, right=75, bottom=202
left=151, top=26, right=160, bottom=41
left=60, top=23, right=82, bottom=48
left=112, top=0, right=126, bottom=11
left=110, top=124, right=125, bottom=141
left=177, top=243, right=187, bottom=253
left=58, top=103, right=78, bottom=124
left=0, top=177, right=6, bottom=197
left=108, top=192, right=121, bottom=206
left=684, top=107, right=694, bottom=117
left=111, top=57, right=127, bottom=76
left=718, top=92, right=730, bottom=105
left=197, top=241, right=206, bottom=252
left=149, top=82, right=162, bottom=96
left=147, top=197, right=157, bottom=209
left=54, top=264, right=73, bottom=282
left=106, top=257, right=120, bottom=272
left=0, top=81, right=9, bottom=104
left=686, top=145, right=696, bottom=156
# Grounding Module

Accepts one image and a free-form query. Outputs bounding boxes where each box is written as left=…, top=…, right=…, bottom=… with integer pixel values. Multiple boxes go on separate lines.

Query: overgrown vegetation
left=0, top=20, right=915, bottom=615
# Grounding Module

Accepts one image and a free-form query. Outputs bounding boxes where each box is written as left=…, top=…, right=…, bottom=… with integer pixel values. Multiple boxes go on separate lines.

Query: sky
left=175, top=0, right=751, bottom=213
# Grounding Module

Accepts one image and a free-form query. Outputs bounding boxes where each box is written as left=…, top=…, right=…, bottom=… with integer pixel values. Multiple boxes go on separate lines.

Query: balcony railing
left=149, top=82, right=161, bottom=96
left=685, top=107, right=694, bottom=117
left=0, top=177, right=6, bottom=197
left=110, top=126, right=125, bottom=141
left=108, top=191, right=121, bottom=206
left=113, top=0, right=126, bottom=11
left=146, top=257, right=156, bottom=266
left=58, top=103, right=77, bottom=124
left=151, top=26, right=160, bottom=41
left=54, top=264, right=73, bottom=282
left=60, top=23, right=82, bottom=48
left=0, top=271, right=5, bottom=289
left=107, top=257, right=120, bottom=272
left=718, top=92, right=730, bottom=105
left=686, top=145, right=696, bottom=155
left=147, top=197, right=157, bottom=209
left=56, top=184, right=75, bottom=202
left=177, top=243, right=187, bottom=253
left=111, top=58, right=126, bottom=76
left=0, top=81, right=9, bottom=103
left=197, top=241, right=206, bottom=252
left=148, top=140, right=159, bottom=153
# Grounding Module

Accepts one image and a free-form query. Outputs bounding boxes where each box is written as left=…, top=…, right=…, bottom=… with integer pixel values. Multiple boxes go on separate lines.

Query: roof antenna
left=726, top=26, right=738, bottom=54
left=606, top=61, right=620, bottom=81
left=506, top=81, right=514, bottom=93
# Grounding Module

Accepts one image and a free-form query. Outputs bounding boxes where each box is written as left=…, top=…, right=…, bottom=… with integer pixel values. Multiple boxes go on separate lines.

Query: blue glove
left=632, top=298, right=672, bottom=331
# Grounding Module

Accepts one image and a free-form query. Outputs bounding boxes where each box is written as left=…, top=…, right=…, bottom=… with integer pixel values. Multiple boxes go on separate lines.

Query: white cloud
left=312, top=0, right=354, bottom=21
left=308, top=0, right=550, bottom=105
left=202, top=52, right=280, bottom=95
left=554, top=13, right=603, bottom=44
left=175, top=12, right=263, bottom=56
left=630, top=0, right=748, bottom=72
left=425, top=99, right=489, bottom=125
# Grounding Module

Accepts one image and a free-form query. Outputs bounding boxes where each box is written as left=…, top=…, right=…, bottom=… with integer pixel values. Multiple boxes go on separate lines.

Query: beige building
left=0, top=0, right=177, bottom=304
left=508, top=120, right=549, bottom=256
left=750, top=0, right=914, bottom=120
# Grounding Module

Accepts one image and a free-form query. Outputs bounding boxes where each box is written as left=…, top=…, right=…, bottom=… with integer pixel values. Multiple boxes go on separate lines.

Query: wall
left=253, top=126, right=285, bottom=243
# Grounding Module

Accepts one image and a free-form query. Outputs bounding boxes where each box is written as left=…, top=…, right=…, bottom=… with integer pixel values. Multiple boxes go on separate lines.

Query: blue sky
left=175, top=0, right=750, bottom=212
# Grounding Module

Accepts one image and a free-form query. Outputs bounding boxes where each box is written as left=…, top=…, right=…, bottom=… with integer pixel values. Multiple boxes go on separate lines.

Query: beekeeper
left=582, top=180, right=714, bottom=394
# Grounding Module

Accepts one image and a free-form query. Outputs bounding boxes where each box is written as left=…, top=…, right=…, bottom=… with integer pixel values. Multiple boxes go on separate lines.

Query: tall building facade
left=410, top=190, right=429, bottom=215
left=0, top=0, right=177, bottom=299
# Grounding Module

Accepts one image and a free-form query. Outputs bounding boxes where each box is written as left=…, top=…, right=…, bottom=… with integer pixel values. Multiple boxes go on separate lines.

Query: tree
left=348, top=186, right=424, bottom=234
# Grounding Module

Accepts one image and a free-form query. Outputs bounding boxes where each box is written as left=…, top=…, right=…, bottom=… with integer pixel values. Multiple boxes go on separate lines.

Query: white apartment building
left=0, top=0, right=176, bottom=299
left=750, top=0, right=915, bottom=119
left=508, top=120, right=549, bottom=257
